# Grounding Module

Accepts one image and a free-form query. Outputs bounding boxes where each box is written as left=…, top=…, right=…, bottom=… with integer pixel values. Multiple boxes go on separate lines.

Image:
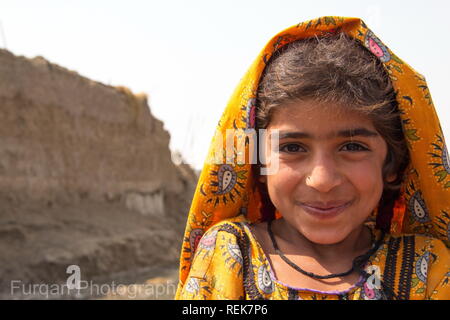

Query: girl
left=175, top=17, right=450, bottom=300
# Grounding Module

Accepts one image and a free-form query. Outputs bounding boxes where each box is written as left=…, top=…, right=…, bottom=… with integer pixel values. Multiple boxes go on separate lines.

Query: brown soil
left=0, top=194, right=186, bottom=300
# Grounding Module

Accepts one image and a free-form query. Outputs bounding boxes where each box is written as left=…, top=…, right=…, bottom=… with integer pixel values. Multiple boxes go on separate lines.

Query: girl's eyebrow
left=276, top=128, right=379, bottom=139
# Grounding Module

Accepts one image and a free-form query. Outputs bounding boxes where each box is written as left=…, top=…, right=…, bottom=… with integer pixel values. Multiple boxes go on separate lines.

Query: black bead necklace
left=267, top=219, right=378, bottom=280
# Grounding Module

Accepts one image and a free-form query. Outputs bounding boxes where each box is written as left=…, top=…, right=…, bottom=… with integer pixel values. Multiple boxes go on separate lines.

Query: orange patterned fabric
left=176, top=219, right=449, bottom=299
left=175, top=16, right=450, bottom=299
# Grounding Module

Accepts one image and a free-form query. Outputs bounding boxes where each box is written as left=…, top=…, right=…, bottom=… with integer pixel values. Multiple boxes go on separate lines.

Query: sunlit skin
left=250, top=100, right=396, bottom=290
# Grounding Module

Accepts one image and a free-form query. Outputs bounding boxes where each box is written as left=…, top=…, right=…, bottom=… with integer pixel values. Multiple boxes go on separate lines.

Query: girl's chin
left=305, top=236, right=345, bottom=246
left=297, top=225, right=351, bottom=245
left=303, top=234, right=348, bottom=245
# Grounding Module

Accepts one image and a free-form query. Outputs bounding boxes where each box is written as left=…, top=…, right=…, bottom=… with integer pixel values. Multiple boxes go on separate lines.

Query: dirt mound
left=0, top=49, right=196, bottom=299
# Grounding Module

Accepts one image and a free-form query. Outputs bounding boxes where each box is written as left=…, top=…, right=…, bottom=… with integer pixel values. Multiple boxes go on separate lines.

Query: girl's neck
left=274, top=218, right=372, bottom=263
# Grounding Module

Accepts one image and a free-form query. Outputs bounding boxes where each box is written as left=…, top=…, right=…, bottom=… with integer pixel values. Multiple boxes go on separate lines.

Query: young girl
left=175, top=17, right=450, bottom=300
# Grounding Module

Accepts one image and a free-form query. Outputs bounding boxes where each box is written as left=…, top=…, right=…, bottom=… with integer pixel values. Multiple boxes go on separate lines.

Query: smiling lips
left=298, top=201, right=352, bottom=219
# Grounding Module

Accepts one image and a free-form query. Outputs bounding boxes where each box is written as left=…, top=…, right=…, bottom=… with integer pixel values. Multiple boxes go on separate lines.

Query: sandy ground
left=0, top=195, right=186, bottom=300
left=99, top=266, right=179, bottom=300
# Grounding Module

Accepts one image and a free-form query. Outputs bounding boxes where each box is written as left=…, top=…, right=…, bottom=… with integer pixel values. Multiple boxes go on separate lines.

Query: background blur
left=0, top=0, right=448, bottom=299
left=2, top=0, right=449, bottom=170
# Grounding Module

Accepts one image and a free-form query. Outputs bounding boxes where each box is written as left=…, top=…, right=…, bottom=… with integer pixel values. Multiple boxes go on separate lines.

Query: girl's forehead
left=268, top=101, right=376, bottom=132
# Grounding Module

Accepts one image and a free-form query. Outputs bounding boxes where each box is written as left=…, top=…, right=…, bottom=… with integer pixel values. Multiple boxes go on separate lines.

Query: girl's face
left=263, top=100, right=392, bottom=245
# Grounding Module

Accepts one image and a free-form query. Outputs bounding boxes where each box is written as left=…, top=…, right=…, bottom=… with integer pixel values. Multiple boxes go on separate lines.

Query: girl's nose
left=305, top=162, right=343, bottom=193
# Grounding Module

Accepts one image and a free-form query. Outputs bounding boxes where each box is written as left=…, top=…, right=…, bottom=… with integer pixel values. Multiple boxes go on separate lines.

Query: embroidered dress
left=175, top=16, right=450, bottom=300
left=178, top=216, right=449, bottom=300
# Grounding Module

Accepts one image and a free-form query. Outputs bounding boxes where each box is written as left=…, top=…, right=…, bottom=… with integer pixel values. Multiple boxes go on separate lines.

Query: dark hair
left=255, top=32, right=410, bottom=228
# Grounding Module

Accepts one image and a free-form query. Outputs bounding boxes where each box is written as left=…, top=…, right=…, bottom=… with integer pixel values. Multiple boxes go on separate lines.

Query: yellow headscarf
left=176, top=16, right=450, bottom=295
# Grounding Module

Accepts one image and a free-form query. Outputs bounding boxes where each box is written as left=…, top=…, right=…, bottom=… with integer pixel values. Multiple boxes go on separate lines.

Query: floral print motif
left=415, top=251, right=430, bottom=283
left=364, top=30, right=391, bottom=62
left=257, top=264, right=274, bottom=295
left=409, top=191, right=431, bottom=223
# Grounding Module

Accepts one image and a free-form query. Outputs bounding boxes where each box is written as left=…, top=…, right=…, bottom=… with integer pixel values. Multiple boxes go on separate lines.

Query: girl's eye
left=279, top=142, right=369, bottom=154
left=279, top=143, right=305, bottom=153
left=341, top=143, right=369, bottom=152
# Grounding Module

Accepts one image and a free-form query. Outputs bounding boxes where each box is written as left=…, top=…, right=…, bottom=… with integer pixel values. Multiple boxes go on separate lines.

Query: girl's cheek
left=277, top=163, right=303, bottom=182
left=267, top=166, right=303, bottom=194
left=347, top=162, right=384, bottom=192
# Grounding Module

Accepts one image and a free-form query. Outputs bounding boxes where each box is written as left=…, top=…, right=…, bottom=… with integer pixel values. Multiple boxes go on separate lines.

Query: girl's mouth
left=297, top=201, right=352, bottom=220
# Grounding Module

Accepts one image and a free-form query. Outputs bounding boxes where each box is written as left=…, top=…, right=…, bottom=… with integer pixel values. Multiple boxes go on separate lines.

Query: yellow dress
left=177, top=215, right=450, bottom=300
left=175, top=16, right=450, bottom=300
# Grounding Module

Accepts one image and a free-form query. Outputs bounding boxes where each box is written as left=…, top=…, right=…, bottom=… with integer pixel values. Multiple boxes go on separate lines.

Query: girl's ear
left=258, top=175, right=267, bottom=184
left=386, top=173, right=397, bottom=183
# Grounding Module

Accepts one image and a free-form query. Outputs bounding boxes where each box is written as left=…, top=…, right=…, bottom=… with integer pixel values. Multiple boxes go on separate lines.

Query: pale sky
left=1, top=0, right=449, bottom=170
